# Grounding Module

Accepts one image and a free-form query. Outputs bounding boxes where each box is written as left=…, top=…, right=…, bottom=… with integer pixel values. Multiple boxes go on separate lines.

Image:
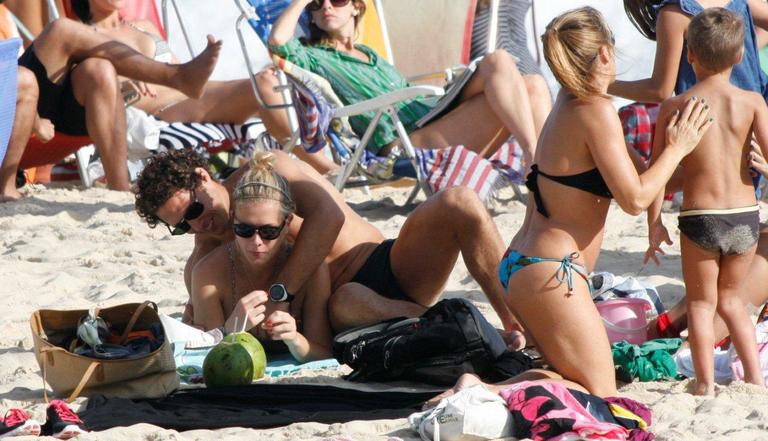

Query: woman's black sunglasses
left=307, top=0, right=351, bottom=11
left=233, top=217, right=288, bottom=241
left=166, top=190, right=204, bottom=236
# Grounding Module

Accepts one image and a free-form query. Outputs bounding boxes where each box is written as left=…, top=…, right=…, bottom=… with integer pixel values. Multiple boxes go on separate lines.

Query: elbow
left=650, top=86, right=674, bottom=103
left=326, top=205, right=345, bottom=235
left=617, top=198, right=644, bottom=216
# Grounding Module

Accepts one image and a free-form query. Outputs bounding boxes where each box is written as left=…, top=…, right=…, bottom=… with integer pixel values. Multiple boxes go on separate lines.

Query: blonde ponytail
left=233, top=151, right=296, bottom=215
left=542, top=7, right=614, bottom=100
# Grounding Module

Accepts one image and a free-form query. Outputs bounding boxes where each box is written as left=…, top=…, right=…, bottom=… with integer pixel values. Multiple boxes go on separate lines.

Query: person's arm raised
left=588, top=97, right=711, bottom=215
left=271, top=151, right=345, bottom=296
left=609, top=7, right=687, bottom=102
left=269, top=0, right=314, bottom=47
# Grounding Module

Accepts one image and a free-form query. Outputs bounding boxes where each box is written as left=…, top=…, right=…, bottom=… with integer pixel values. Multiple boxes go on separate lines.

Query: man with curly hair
left=134, top=149, right=523, bottom=341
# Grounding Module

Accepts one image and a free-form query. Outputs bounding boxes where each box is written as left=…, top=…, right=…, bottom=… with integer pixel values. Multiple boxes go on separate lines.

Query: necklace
left=231, top=242, right=288, bottom=300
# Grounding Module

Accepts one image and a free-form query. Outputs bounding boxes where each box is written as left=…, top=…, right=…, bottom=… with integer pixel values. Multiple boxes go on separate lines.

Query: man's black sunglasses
left=166, top=190, right=204, bottom=236
left=233, top=217, right=288, bottom=241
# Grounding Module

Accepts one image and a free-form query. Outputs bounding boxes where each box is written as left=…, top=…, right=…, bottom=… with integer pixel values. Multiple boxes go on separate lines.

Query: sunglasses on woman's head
left=307, top=0, right=351, bottom=11
left=233, top=217, right=288, bottom=240
left=166, top=189, right=204, bottom=236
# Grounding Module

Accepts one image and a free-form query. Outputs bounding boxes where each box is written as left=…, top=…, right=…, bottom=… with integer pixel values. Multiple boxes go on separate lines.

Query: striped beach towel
left=158, top=120, right=267, bottom=157
left=413, top=141, right=524, bottom=203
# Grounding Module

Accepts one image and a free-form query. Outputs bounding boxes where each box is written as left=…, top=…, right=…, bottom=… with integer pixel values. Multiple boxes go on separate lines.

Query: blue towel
left=173, top=343, right=340, bottom=383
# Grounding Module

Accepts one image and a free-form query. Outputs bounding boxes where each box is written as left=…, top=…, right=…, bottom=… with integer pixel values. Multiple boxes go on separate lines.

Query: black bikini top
left=525, top=164, right=613, bottom=218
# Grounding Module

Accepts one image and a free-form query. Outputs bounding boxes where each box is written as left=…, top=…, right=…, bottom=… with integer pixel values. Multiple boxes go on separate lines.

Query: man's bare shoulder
left=193, top=233, right=226, bottom=260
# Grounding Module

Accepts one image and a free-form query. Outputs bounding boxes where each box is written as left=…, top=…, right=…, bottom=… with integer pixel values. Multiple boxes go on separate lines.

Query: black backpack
left=332, top=298, right=533, bottom=386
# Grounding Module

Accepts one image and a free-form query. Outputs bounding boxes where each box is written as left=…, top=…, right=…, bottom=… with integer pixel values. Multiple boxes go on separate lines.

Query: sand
left=2, top=182, right=768, bottom=440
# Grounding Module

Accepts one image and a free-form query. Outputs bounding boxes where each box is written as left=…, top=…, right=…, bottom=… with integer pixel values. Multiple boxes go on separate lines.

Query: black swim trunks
left=678, top=206, right=760, bottom=255
left=18, top=45, right=88, bottom=136
left=350, top=239, right=411, bottom=301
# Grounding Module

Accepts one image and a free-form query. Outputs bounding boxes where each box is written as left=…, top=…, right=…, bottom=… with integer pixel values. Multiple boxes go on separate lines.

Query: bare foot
left=176, top=35, right=222, bottom=99
left=694, top=380, right=715, bottom=396
left=423, top=373, right=483, bottom=409
left=33, top=117, right=55, bottom=143
left=0, top=188, right=24, bottom=202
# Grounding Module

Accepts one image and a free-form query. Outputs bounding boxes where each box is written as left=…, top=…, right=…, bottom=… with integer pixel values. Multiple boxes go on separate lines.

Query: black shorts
left=350, top=239, right=411, bottom=302
left=18, top=45, right=87, bottom=136
left=678, top=207, right=760, bottom=255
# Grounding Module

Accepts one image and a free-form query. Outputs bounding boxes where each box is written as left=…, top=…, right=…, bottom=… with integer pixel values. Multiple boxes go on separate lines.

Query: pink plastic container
left=595, top=298, right=650, bottom=345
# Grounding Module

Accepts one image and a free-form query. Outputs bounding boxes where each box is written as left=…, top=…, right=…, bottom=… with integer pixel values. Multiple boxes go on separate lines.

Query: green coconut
left=203, top=332, right=267, bottom=387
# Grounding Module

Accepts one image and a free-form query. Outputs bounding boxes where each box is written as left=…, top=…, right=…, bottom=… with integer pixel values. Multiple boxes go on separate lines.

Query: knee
left=715, top=296, right=743, bottom=317
left=523, top=74, right=550, bottom=100
left=435, top=187, right=488, bottom=223
left=73, top=58, right=118, bottom=91
left=45, top=18, right=80, bottom=40
left=481, top=49, right=521, bottom=77
left=16, top=67, right=38, bottom=99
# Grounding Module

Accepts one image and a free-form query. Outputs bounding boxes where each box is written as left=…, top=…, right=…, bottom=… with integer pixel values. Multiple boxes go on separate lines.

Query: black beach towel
left=79, top=384, right=437, bottom=431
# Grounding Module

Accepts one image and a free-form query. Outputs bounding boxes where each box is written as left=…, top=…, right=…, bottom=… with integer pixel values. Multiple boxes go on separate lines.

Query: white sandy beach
left=1, top=182, right=768, bottom=440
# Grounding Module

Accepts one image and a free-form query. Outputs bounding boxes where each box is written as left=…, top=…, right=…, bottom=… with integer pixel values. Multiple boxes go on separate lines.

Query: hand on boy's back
left=749, top=140, right=768, bottom=178
left=663, top=97, right=713, bottom=156
left=644, top=223, right=673, bottom=266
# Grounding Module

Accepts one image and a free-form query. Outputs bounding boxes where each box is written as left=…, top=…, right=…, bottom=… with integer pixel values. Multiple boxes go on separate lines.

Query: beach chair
left=17, top=0, right=266, bottom=187
left=0, top=38, right=21, bottom=167
left=231, top=0, right=510, bottom=203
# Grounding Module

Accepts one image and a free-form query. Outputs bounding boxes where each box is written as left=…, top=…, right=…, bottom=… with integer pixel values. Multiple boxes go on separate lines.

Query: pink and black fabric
left=499, top=380, right=633, bottom=441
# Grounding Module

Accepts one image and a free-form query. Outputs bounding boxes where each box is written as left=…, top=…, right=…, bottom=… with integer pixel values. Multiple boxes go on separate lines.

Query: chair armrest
left=406, top=65, right=467, bottom=84
left=334, top=85, right=445, bottom=118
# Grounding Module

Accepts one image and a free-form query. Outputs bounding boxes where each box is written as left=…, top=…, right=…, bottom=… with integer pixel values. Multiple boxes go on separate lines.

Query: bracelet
left=218, top=325, right=228, bottom=336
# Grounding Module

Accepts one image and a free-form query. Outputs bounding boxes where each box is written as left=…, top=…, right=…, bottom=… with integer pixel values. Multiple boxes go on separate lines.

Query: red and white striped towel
left=414, top=140, right=524, bottom=203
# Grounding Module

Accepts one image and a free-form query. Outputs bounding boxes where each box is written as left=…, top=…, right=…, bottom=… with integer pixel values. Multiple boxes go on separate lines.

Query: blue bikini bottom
left=498, top=249, right=589, bottom=292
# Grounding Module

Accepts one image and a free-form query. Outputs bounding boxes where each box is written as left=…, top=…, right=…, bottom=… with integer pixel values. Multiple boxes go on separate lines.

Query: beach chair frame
left=229, top=0, right=499, bottom=203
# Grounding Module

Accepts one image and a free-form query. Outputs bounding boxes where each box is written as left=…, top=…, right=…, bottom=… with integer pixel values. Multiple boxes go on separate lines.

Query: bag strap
left=119, top=301, right=157, bottom=345
left=39, top=348, right=100, bottom=404
left=66, top=361, right=100, bottom=403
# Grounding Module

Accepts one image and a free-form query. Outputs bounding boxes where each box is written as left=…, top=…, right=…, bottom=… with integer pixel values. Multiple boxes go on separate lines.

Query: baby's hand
left=262, top=310, right=298, bottom=343
left=644, top=222, right=672, bottom=266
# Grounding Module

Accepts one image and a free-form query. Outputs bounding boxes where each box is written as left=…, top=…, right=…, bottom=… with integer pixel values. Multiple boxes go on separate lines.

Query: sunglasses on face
left=233, top=217, right=288, bottom=241
left=307, top=0, right=351, bottom=11
left=166, top=190, right=204, bottom=236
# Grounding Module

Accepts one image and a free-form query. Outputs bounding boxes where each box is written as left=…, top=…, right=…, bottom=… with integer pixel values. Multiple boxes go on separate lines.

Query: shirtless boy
left=646, top=8, right=766, bottom=395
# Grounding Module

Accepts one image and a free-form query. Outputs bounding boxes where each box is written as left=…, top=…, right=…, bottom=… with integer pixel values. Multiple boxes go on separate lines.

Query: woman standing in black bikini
left=498, top=7, right=711, bottom=396
left=190, top=151, right=333, bottom=363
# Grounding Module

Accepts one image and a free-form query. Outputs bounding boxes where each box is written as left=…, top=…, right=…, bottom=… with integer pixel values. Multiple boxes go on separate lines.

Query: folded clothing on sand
left=78, top=384, right=436, bottom=431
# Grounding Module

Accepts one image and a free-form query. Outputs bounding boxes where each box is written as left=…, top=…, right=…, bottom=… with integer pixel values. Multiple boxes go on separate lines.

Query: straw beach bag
left=30, top=301, right=179, bottom=402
